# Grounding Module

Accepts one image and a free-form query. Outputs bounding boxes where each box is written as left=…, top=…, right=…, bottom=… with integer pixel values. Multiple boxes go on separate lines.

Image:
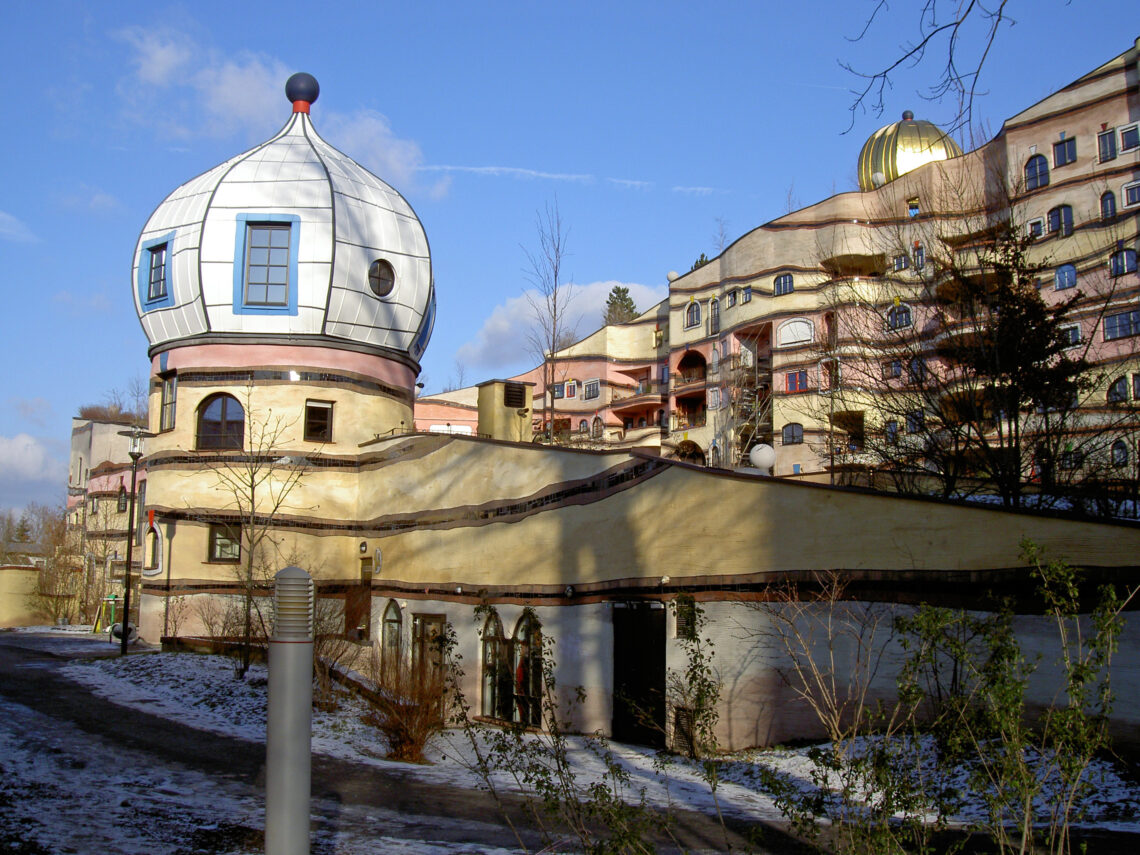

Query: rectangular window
left=1027, top=218, right=1044, bottom=239
left=1048, top=205, right=1073, bottom=236
left=244, top=224, right=291, bottom=306
left=147, top=243, right=168, bottom=301
left=1133, top=373, right=1140, bottom=401
left=1122, top=124, right=1140, bottom=152
left=726, top=291, right=737, bottom=308
left=551, top=382, right=565, bottom=399
left=913, top=245, right=925, bottom=271
left=785, top=370, right=807, bottom=392
left=304, top=400, right=333, bottom=442
left=741, top=286, right=752, bottom=303
left=1124, top=182, right=1140, bottom=208
left=709, top=299, right=720, bottom=334
left=882, top=359, right=902, bottom=380
left=774, top=273, right=794, bottom=296
left=893, top=254, right=909, bottom=271
left=208, top=524, right=241, bottom=563
left=583, top=379, right=600, bottom=400
left=1060, top=325, right=1081, bottom=348
left=1105, top=310, right=1140, bottom=341
left=906, top=410, right=925, bottom=433
left=907, top=197, right=920, bottom=218
left=159, top=375, right=177, bottom=432
left=564, top=380, right=577, bottom=398
left=1099, top=129, right=1118, bottom=162
left=885, top=420, right=898, bottom=444
left=707, top=387, right=720, bottom=409
left=1053, top=137, right=1076, bottom=167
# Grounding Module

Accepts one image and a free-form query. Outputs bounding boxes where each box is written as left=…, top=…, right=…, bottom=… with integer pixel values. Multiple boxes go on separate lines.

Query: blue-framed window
left=1053, top=137, right=1076, bottom=167
left=893, top=254, right=909, bottom=271
left=886, top=304, right=912, bottom=330
left=1054, top=264, right=1077, bottom=291
left=1102, top=192, right=1117, bottom=220
left=906, top=409, right=925, bottom=433
left=1110, top=249, right=1137, bottom=278
left=774, top=273, right=794, bottom=296
left=913, top=245, right=925, bottom=271
left=1025, top=154, right=1049, bottom=191
left=137, top=232, right=176, bottom=310
left=1099, top=129, right=1117, bottom=163
left=1048, top=205, right=1073, bottom=237
left=782, top=423, right=803, bottom=445
left=232, top=214, right=300, bottom=315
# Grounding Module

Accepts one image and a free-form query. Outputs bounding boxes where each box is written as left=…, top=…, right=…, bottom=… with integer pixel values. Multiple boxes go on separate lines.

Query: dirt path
left=0, top=635, right=793, bottom=853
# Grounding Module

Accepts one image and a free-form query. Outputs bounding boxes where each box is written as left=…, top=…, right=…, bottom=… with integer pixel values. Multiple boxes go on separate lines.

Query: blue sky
left=1, top=1, right=1133, bottom=513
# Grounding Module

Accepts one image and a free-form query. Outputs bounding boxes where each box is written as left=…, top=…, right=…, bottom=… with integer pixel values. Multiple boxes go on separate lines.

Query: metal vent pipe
left=266, top=566, right=314, bottom=855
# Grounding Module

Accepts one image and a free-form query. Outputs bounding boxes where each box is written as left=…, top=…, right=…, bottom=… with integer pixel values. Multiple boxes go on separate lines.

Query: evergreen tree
left=603, top=285, right=638, bottom=325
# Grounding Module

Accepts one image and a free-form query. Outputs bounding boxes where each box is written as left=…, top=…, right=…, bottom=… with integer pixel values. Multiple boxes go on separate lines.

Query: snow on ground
left=5, top=626, right=1140, bottom=853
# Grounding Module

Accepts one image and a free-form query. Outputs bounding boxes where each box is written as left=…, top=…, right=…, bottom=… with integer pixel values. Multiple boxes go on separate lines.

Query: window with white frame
left=1060, top=324, right=1081, bottom=348
left=565, top=380, right=577, bottom=398
left=1122, top=124, right=1139, bottom=151
left=727, top=290, right=737, bottom=308
left=1027, top=218, right=1044, bottom=240
left=1124, top=182, right=1140, bottom=209
left=208, top=524, right=241, bottom=562
left=583, top=379, right=600, bottom=400
left=893, top=254, right=909, bottom=271
left=886, top=303, right=912, bottom=330
left=684, top=301, right=701, bottom=329
left=776, top=318, right=813, bottom=347
left=304, top=400, right=333, bottom=442
left=913, top=244, right=925, bottom=271
left=709, top=298, right=720, bottom=334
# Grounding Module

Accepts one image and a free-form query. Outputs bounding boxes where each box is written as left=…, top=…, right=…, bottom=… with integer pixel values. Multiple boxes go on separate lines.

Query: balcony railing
left=611, top=380, right=667, bottom=402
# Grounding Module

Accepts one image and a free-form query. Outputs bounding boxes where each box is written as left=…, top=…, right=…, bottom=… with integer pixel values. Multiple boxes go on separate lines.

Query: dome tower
left=857, top=110, right=963, bottom=191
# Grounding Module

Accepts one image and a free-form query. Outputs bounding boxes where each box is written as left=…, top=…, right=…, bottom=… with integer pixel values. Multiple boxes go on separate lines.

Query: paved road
left=0, top=633, right=797, bottom=854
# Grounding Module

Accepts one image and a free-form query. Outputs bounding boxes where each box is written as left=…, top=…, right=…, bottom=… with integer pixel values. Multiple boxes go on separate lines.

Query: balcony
left=820, top=253, right=888, bottom=279
left=672, top=372, right=707, bottom=397
left=610, top=381, right=667, bottom=415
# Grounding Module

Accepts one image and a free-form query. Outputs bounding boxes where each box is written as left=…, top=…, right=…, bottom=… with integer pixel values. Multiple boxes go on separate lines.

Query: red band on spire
left=292, top=100, right=310, bottom=114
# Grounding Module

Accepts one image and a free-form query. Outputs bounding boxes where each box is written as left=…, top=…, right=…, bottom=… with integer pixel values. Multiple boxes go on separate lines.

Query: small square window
left=304, top=400, right=333, bottom=442
left=583, top=379, right=600, bottom=401
left=1060, top=325, right=1081, bottom=348
left=1054, top=264, right=1077, bottom=291
left=551, top=382, right=565, bottom=400
left=741, top=286, right=752, bottom=304
left=1121, top=124, right=1139, bottom=152
left=785, top=370, right=808, bottom=392
left=1059, top=450, right=1082, bottom=470
left=1053, top=137, right=1076, bottom=167
left=882, top=359, right=902, bottom=380
left=907, top=197, right=920, bottom=218
left=893, top=254, right=909, bottom=271
left=209, top=524, right=241, bottom=562
left=1027, top=218, right=1044, bottom=240
left=1099, top=129, right=1117, bottom=163
left=782, top=423, right=804, bottom=445
left=906, top=410, right=925, bottom=433
left=148, top=243, right=168, bottom=301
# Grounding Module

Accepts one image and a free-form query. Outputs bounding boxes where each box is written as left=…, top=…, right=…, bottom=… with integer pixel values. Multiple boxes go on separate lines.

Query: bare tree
left=523, top=200, right=577, bottom=442
left=843, top=0, right=1012, bottom=135
left=23, top=503, right=79, bottom=624
left=196, top=384, right=313, bottom=676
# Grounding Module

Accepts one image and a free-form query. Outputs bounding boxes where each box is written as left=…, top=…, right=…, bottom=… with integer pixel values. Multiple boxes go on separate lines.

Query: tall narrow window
left=244, top=224, right=291, bottom=306
left=906, top=409, right=925, bottom=433
left=381, top=601, right=402, bottom=682
left=913, top=244, right=925, bottom=271
left=512, top=613, right=543, bottom=727
left=1111, top=439, right=1129, bottom=468
left=709, top=298, right=720, bottom=335
left=1099, top=129, right=1118, bottom=163
left=481, top=612, right=512, bottom=720
left=304, top=400, right=333, bottom=442
left=1102, top=192, right=1117, bottom=220
left=147, top=243, right=168, bottom=301
left=159, top=375, right=177, bottom=432
left=197, top=393, right=245, bottom=450
left=1025, top=154, right=1049, bottom=190
left=117, top=486, right=128, bottom=513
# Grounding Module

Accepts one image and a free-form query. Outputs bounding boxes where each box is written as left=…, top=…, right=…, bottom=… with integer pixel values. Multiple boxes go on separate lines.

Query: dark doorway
left=345, top=559, right=372, bottom=641
left=611, top=601, right=666, bottom=747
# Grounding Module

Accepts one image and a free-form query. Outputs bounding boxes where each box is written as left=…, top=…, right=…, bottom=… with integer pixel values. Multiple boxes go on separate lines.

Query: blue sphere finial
left=286, top=73, right=320, bottom=106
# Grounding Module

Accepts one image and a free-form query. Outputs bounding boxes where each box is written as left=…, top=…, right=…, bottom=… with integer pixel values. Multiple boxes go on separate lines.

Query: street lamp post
left=118, top=426, right=151, bottom=655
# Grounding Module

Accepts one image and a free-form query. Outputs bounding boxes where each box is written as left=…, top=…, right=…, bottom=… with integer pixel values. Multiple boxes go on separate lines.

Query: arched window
left=1110, top=249, right=1137, bottom=277
left=512, top=612, right=543, bottom=727
left=1108, top=376, right=1129, bottom=403
left=684, top=301, right=701, bottom=328
left=1112, top=439, right=1129, bottom=468
left=197, top=393, right=245, bottom=450
left=117, top=485, right=128, bottom=513
left=1047, top=204, right=1073, bottom=237
left=709, top=298, right=720, bottom=334
left=591, top=417, right=603, bottom=439
left=1102, top=191, right=1117, bottom=220
left=1025, top=154, right=1049, bottom=190
left=481, top=611, right=512, bottom=720
left=578, top=419, right=588, bottom=434
left=886, top=304, right=912, bottom=330
left=774, top=273, right=794, bottom=296
left=1054, top=263, right=1077, bottom=291
left=782, top=423, right=803, bottom=445
left=381, top=600, right=402, bottom=682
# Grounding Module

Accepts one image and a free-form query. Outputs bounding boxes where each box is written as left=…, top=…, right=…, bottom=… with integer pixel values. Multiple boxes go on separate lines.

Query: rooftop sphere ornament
left=285, top=73, right=320, bottom=105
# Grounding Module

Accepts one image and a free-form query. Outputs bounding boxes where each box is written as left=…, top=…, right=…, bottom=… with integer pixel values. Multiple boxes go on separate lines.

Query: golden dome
left=857, top=111, right=963, bottom=191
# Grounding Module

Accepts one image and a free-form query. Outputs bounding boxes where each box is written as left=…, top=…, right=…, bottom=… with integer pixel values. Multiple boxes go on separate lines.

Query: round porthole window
left=368, top=259, right=395, bottom=297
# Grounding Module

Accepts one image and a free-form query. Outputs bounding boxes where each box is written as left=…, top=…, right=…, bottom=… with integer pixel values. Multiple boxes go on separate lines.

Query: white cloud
left=0, top=434, right=67, bottom=485
left=0, top=211, right=37, bottom=243
left=192, top=54, right=292, bottom=138
left=607, top=178, right=654, bottom=191
left=454, top=280, right=668, bottom=371
left=60, top=184, right=121, bottom=213
left=672, top=185, right=719, bottom=196
left=117, top=27, right=195, bottom=87
left=323, top=110, right=429, bottom=194
left=11, top=398, right=53, bottom=429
